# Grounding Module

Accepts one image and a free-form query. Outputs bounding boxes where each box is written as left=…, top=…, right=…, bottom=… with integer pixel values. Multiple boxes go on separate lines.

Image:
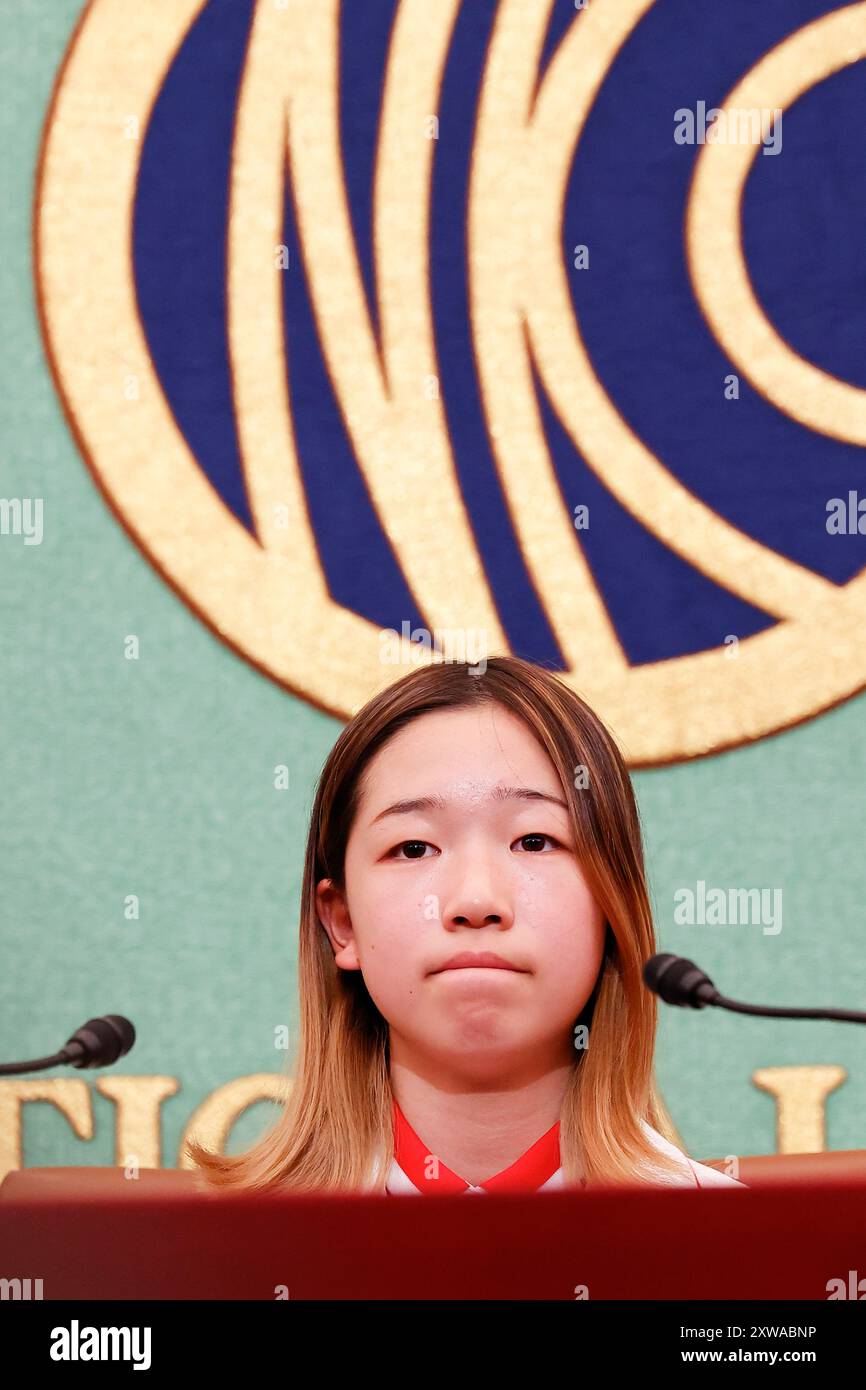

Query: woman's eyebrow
left=368, top=785, right=569, bottom=826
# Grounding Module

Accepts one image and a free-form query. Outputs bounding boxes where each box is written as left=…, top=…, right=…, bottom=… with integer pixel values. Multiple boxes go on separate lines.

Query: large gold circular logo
left=35, top=0, right=866, bottom=764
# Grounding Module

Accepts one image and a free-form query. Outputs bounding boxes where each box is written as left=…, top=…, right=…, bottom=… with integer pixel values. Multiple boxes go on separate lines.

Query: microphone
left=0, top=1015, right=136, bottom=1077
left=644, top=953, right=866, bottom=1024
left=643, top=953, right=719, bottom=1008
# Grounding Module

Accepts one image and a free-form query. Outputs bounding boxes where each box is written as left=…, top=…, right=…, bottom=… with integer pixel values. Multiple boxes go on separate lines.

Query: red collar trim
left=392, top=1097, right=561, bottom=1193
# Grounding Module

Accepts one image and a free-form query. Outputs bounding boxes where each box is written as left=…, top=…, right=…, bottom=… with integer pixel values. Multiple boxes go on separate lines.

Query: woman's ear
left=315, top=878, right=362, bottom=971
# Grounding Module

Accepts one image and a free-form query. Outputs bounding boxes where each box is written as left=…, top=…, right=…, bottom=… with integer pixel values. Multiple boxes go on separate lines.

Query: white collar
left=639, top=1121, right=746, bottom=1188
left=371, top=1121, right=745, bottom=1192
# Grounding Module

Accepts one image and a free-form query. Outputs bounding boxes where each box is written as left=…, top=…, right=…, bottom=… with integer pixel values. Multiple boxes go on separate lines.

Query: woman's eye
left=514, top=833, right=558, bottom=852
left=390, top=840, right=436, bottom=860
left=389, top=834, right=560, bottom=858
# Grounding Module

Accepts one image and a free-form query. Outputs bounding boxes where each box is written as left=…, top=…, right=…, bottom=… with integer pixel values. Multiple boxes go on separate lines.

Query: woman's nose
left=448, top=908, right=510, bottom=930
left=441, top=865, right=514, bottom=930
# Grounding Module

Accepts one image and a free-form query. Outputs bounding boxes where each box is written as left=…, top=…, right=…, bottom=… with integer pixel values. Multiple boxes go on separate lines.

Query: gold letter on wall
left=753, top=1064, right=846, bottom=1152
left=0, top=1080, right=93, bottom=1186
left=178, top=1073, right=289, bottom=1168
left=97, top=1075, right=180, bottom=1170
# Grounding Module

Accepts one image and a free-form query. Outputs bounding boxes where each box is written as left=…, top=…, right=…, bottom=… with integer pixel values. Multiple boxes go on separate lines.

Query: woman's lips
left=431, top=950, right=528, bottom=973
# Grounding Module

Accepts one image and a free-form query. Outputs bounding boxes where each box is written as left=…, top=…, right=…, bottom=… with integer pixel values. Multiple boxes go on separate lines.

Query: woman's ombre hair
left=185, top=655, right=688, bottom=1191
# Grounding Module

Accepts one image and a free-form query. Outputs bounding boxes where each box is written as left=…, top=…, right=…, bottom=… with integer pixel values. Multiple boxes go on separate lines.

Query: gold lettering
left=2, top=1069, right=844, bottom=1178
left=753, top=1064, right=846, bottom=1152
left=178, top=1073, right=289, bottom=1167
left=0, top=1080, right=92, bottom=1187
left=96, top=1075, right=179, bottom=1168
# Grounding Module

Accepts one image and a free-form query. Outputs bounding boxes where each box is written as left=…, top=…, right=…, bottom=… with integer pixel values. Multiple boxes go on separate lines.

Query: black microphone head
left=643, top=954, right=718, bottom=1009
left=63, top=1015, right=136, bottom=1068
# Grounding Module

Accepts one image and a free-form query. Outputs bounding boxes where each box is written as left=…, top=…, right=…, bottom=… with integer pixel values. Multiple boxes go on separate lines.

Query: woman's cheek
left=356, top=934, right=417, bottom=1013
left=542, top=923, right=605, bottom=993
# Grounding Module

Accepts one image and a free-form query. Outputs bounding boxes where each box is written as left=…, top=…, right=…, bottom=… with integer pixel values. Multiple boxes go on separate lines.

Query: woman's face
left=316, top=702, right=607, bottom=1082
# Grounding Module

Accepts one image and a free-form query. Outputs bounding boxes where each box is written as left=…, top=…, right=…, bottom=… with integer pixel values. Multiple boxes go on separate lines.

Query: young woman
left=187, top=655, right=745, bottom=1193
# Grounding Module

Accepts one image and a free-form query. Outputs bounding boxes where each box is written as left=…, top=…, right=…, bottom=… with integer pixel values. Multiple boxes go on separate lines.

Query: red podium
left=3, top=1156, right=866, bottom=1299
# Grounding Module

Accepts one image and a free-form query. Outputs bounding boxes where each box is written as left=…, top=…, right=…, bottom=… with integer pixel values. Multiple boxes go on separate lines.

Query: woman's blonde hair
left=185, top=654, right=689, bottom=1191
